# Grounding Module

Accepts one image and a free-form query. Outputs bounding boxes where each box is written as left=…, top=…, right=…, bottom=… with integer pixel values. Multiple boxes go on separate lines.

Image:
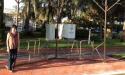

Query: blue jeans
left=8, top=49, right=17, bottom=70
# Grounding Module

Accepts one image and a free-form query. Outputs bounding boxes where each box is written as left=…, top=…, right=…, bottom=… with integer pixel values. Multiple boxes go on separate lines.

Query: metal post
left=103, top=0, right=107, bottom=61
left=88, top=29, right=91, bottom=44
left=27, top=41, right=30, bottom=51
left=93, top=0, right=120, bottom=61
left=27, top=41, right=31, bottom=61
left=55, top=0, right=60, bottom=58
left=38, top=39, right=41, bottom=54
left=34, top=40, right=36, bottom=55
left=79, top=41, right=82, bottom=59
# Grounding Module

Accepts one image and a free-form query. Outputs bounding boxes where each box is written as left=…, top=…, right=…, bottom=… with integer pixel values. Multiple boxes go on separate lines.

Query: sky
left=4, top=0, right=17, bottom=9
left=4, top=0, right=23, bottom=13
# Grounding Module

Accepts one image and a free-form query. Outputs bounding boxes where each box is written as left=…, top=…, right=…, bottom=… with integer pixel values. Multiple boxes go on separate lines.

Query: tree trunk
left=32, top=0, right=38, bottom=19
left=123, top=10, right=125, bottom=31
left=24, top=0, right=31, bottom=34
left=0, top=0, right=5, bottom=44
left=47, top=0, right=51, bottom=23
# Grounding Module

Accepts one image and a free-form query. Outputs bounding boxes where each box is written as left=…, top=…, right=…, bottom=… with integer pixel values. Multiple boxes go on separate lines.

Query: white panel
left=58, top=24, right=64, bottom=39
left=46, top=24, right=55, bottom=40
left=63, top=24, right=76, bottom=39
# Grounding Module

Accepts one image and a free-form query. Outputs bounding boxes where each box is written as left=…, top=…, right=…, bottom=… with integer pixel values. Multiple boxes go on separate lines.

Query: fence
left=18, top=38, right=104, bottom=61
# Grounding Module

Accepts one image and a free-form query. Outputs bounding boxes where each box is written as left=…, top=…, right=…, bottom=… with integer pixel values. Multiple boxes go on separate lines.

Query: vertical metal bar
left=55, top=0, right=60, bottom=58
left=71, top=40, right=75, bottom=53
left=88, top=29, right=91, bottom=44
left=27, top=41, right=30, bottom=61
left=34, top=40, right=36, bottom=55
left=104, top=0, right=107, bottom=61
left=79, top=41, right=82, bottom=59
left=91, top=41, right=94, bottom=57
left=27, top=41, right=30, bottom=51
left=38, top=39, right=41, bottom=54
left=18, top=40, right=20, bottom=51
left=76, top=41, right=79, bottom=55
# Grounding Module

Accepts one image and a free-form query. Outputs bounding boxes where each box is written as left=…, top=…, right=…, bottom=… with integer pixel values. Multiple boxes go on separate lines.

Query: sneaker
left=5, top=65, right=9, bottom=70
left=5, top=65, right=14, bottom=72
left=9, top=70, right=13, bottom=73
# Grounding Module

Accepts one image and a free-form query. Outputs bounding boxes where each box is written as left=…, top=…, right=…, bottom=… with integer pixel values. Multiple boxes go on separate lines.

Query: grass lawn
left=109, top=53, right=125, bottom=59
left=106, top=39, right=125, bottom=47
left=1, top=38, right=125, bottom=50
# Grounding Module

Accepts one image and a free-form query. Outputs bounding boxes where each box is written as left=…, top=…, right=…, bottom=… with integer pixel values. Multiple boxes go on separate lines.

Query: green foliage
left=76, top=29, right=89, bottom=39
left=91, top=34, right=102, bottom=42
left=0, top=29, right=5, bottom=40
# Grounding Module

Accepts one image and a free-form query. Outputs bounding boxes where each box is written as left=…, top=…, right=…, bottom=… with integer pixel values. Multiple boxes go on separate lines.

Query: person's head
left=10, top=25, right=17, bottom=34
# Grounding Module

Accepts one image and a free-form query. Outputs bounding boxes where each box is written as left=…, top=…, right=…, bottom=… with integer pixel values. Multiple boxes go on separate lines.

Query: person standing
left=6, top=25, right=20, bottom=72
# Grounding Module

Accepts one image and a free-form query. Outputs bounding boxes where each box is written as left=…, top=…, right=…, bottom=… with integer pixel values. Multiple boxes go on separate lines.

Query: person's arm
left=6, top=33, right=10, bottom=53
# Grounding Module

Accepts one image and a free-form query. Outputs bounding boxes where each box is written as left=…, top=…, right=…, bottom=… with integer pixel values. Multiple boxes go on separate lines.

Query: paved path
left=1, top=57, right=125, bottom=75
left=1, top=48, right=125, bottom=75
